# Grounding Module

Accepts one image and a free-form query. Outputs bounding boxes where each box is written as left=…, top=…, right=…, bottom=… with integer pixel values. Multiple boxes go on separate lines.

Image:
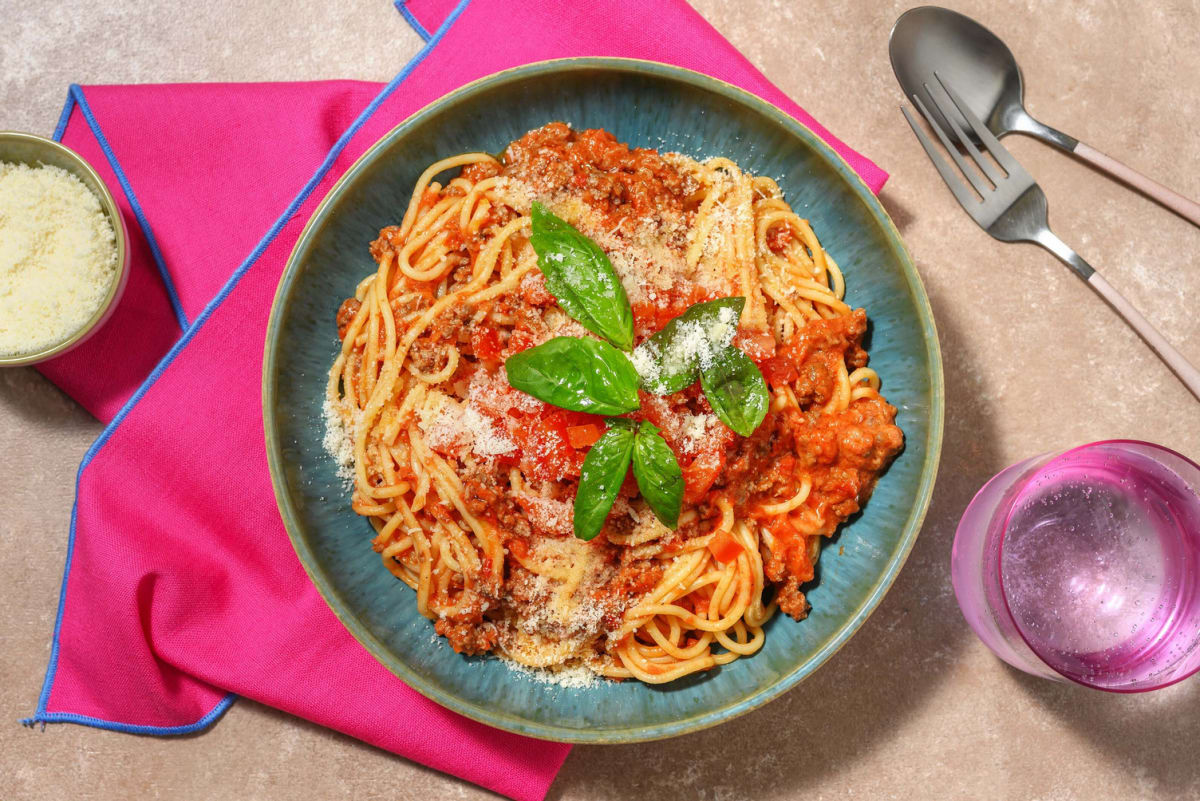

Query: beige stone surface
left=3, top=0, right=1200, bottom=798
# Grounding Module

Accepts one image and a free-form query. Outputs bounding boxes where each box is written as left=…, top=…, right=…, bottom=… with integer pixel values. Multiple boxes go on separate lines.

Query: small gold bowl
left=0, top=131, right=130, bottom=366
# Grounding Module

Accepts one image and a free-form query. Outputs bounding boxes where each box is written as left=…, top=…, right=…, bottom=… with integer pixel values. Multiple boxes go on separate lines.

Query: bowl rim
left=0, top=130, right=130, bottom=367
left=263, top=56, right=945, bottom=743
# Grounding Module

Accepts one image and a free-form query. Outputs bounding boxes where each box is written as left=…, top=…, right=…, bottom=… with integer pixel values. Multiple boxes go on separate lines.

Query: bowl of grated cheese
left=0, top=131, right=129, bottom=366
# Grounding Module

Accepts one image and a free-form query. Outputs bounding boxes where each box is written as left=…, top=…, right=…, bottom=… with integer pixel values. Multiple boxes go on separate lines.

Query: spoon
left=889, top=6, right=1200, bottom=228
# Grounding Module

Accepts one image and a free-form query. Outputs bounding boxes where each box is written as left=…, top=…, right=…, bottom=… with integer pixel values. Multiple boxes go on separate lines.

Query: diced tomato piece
left=505, top=330, right=536, bottom=356
left=631, top=301, right=669, bottom=337
left=560, top=409, right=602, bottom=427
left=760, top=333, right=820, bottom=387
left=707, top=529, right=744, bottom=564
left=567, top=423, right=605, bottom=449
left=735, top=328, right=777, bottom=361
left=676, top=417, right=735, bottom=504
left=682, top=448, right=725, bottom=504
left=511, top=409, right=584, bottom=482
left=765, top=223, right=793, bottom=254
left=519, top=272, right=557, bottom=306
left=491, top=439, right=522, bottom=469
left=470, top=326, right=503, bottom=362
left=635, top=392, right=687, bottom=451
left=761, top=354, right=798, bottom=387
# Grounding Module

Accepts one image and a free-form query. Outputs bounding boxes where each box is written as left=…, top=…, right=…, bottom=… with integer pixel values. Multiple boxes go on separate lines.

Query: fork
left=902, top=73, right=1200, bottom=402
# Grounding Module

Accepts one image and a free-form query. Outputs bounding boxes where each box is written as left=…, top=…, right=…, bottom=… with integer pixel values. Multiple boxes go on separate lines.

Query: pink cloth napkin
left=26, top=1, right=887, bottom=799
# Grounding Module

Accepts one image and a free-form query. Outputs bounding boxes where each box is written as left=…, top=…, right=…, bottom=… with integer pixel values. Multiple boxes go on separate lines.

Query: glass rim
left=996, top=439, right=1200, bottom=693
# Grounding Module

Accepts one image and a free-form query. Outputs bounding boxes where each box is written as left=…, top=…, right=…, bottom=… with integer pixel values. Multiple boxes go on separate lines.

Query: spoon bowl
left=889, top=6, right=1076, bottom=149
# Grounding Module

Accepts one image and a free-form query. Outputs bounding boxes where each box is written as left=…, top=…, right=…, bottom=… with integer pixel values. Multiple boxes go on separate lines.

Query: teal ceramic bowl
left=264, top=58, right=944, bottom=743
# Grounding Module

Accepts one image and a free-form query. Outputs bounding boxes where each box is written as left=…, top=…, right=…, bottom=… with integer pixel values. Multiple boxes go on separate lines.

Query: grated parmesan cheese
left=530, top=307, right=591, bottom=347
left=0, top=161, right=118, bottom=356
left=679, top=412, right=720, bottom=455
left=470, top=366, right=542, bottom=417
left=321, top=396, right=357, bottom=486
left=497, top=175, right=729, bottom=308
left=515, top=493, right=574, bottom=538
left=489, top=176, right=532, bottom=213
left=500, top=656, right=600, bottom=689
left=419, top=389, right=517, bottom=458
left=461, top=405, right=516, bottom=456
left=631, top=305, right=739, bottom=387
left=497, top=534, right=625, bottom=673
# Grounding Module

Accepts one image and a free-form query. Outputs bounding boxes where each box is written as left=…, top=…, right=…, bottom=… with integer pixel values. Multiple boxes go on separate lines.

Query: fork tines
left=902, top=73, right=1034, bottom=220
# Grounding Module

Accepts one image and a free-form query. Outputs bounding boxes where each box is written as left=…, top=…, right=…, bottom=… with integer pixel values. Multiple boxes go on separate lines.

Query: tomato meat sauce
left=339, top=123, right=903, bottom=651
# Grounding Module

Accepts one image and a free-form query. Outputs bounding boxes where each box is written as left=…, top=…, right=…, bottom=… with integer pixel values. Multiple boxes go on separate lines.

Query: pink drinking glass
left=952, top=440, right=1200, bottom=691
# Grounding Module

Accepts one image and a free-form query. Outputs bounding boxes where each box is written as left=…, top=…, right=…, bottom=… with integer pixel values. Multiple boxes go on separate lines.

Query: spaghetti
left=326, top=123, right=903, bottom=683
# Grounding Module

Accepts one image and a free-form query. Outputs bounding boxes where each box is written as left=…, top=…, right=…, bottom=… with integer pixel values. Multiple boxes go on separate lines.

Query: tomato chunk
left=735, top=328, right=777, bottom=361
left=470, top=327, right=503, bottom=362
left=706, top=529, right=744, bottom=564
left=519, top=272, right=557, bottom=306
left=567, top=423, right=606, bottom=449
left=509, top=409, right=601, bottom=482
left=682, top=450, right=724, bottom=504
left=505, top=330, right=537, bottom=356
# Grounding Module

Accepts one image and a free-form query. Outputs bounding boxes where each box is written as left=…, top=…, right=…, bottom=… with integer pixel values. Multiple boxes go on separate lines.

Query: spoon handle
left=1072, top=142, right=1200, bottom=227
left=1087, top=272, right=1200, bottom=400
left=1036, top=230, right=1200, bottom=401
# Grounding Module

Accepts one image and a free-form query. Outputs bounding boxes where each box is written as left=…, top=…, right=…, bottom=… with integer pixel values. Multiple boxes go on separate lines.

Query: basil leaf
left=699, top=346, right=769, bottom=437
left=631, top=297, right=745, bottom=395
left=632, top=421, right=684, bottom=530
left=530, top=202, right=635, bottom=351
left=505, top=336, right=640, bottom=415
left=574, top=419, right=636, bottom=541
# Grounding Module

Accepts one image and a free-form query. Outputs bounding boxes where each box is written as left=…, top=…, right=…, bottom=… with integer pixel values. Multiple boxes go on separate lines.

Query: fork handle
left=1073, top=142, right=1200, bottom=228
left=1035, top=230, right=1200, bottom=400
